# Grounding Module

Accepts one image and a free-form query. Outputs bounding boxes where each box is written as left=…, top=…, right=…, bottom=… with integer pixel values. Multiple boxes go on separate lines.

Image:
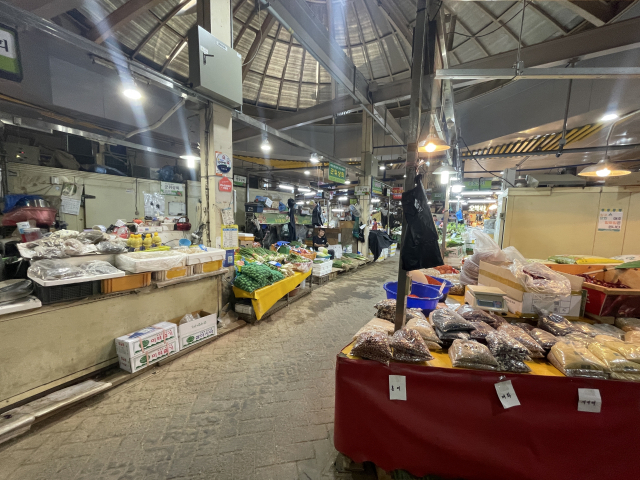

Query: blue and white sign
left=215, top=151, right=232, bottom=175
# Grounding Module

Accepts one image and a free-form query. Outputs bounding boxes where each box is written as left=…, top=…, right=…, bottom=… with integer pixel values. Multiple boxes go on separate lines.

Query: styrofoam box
left=28, top=270, right=125, bottom=287
left=116, top=251, right=187, bottom=273
left=184, top=247, right=226, bottom=265
left=115, top=326, right=165, bottom=357
left=313, top=261, right=333, bottom=276
left=178, top=311, right=217, bottom=348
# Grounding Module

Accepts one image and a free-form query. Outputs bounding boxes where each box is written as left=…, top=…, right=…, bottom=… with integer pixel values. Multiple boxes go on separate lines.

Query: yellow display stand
left=233, top=270, right=312, bottom=320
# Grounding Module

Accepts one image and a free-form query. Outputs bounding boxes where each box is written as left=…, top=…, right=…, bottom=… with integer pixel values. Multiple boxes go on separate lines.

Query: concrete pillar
left=360, top=106, right=375, bottom=256
left=197, top=0, right=234, bottom=247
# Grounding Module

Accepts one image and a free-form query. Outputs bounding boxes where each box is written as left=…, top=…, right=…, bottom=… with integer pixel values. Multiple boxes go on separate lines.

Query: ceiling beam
left=376, top=0, right=413, bottom=47
left=262, top=0, right=405, bottom=145
left=472, top=2, right=522, bottom=45
left=242, top=13, right=277, bottom=80
left=437, top=67, right=640, bottom=80
left=560, top=1, right=618, bottom=26
left=87, top=0, right=165, bottom=44
left=528, top=2, right=568, bottom=35
left=133, top=0, right=189, bottom=57
left=7, top=0, right=89, bottom=19
left=233, top=4, right=260, bottom=48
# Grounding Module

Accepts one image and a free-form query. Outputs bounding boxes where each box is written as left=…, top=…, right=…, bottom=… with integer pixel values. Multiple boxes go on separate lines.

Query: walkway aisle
left=0, top=258, right=399, bottom=480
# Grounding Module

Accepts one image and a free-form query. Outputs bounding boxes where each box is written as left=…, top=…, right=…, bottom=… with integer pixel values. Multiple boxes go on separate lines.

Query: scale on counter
left=465, top=285, right=509, bottom=314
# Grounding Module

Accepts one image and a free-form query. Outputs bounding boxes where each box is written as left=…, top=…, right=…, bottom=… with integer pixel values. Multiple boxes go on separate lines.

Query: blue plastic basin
left=383, top=281, right=443, bottom=312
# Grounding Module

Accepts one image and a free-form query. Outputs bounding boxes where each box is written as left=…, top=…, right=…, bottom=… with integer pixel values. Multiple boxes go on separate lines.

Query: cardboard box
left=328, top=244, right=342, bottom=259
left=153, top=321, right=178, bottom=342
left=478, top=261, right=585, bottom=318
left=340, top=221, right=355, bottom=228
left=115, top=326, right=165, bottom=357
left=240, top=239, right=253, bottom=247
left=174, top=310, right=218, bottom=348
left=118, top=339, right=177, bottom=373
left=578, top=270, right=640, bottom=318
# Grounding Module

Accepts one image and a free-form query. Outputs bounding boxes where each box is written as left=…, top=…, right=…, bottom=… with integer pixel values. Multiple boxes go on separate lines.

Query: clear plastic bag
left=616, top=318, right=640, bottom=332
left=512, top=322, right=535, bottom=332
left=469, top=321, right=496, bottom=340
left=455, top=305, right=498, bottom=325
left=430, top=308, right=474, bottom=332
left=587, top=343, right=640, bottom=373
left=495, top=355, right=531, bottom=373
left=610, top=372, right=640, bottom=382
left=562, top=333, right=596, bottom=347
left=460, top=230, right=506, bottom=286
left=407, top=308, right=427, bottom=322
left=351, top=330, right=393, bottom=365
left=435, top=327, right=470, bottom=341
left=374, top=299, right=397, bottom=321
left=390, top=328, right=433, bottom=363
left=498, top=323, right=546, bottom=358
left=352, top=318, right=395, bottom=341
left=598, top=339, right=640, bottom=363
left=625, top=331, right=640, bottom=344
left=485, top=331, right=530, bottom=360
left=28, top=260, right=84, bottom=280
left=405, top=317, right=440, bottom=344
left=97, top=240, right=127, bottom=254
left=502, top=246, right=526, bottom=263
left=548, top=342, right=608, bottom=378
left=508, top=261, right=571, bottom=296
left=537, top=312, right=577, bottom=336
left=449, top=339, right=498, bottom=370
left=80, top=260, right=121, bottom=276
left=571, top=322, right=599, bottom=337
left=77, top=231, right=106, bottom=244
left=179, top=312, right=201, bottom=325
left=0, top=279, right=33, bottom=303
left=589, top=323, right=625, bottom=340
left=63, top=238, right=96, bottom=256
left=529, top=328, right=558, bottom=350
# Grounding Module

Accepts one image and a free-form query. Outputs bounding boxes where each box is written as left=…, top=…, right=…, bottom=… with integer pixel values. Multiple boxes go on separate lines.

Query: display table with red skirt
left=334, top=343, right=640, bottom=480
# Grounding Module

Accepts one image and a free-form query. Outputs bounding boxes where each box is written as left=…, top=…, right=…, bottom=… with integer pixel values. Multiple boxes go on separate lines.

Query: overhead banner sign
left=392, top=187, right=403, bottom=200
left=328, top=162, right=346, bottom=184
left=355, top=185, right=370, bottom=196
left=233, top=174, right=247, bottom=187
left=160, top=181, right=184, bottom=196
left=371, top=179, right=383, bottom=196
left=0, top=25, right=22, bottom=82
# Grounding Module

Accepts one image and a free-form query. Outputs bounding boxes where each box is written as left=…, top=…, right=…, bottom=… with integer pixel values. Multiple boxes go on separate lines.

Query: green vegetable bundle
left=233, top=262, right=285, bottom=292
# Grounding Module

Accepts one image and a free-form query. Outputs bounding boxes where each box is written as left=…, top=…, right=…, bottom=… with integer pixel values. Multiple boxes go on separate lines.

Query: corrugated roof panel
left=345, top=8, right=361, bottom=47
left=319, top=65, right=332, bottom=84
left=299, top=84, right=318, bottom=109
left=381, top=36, right=409, bottom=74
left=355, top=2, right=377, bottom=43
left=150, top=0, right=181, bottom=18
left=166, top=11, right=196, bottom=37
left=243, top=71, right=262, bottom=102
left=113, top=11, right=160, bottom=51
left=250, top=9, right=268, bottom=30
left=350, top=46, right=369, bottom=79
left=139, top=26, right=181, bottom=66
left=301, top=56, right=318, bottom=83
left=249, top=36, right=274, bottom=75
left=266, top=41, right=289, bottom=78
left=366, top=42, right=389, bottom=79
left=317, top=83, right=332, bottom=104
left=236, top=0, right=256, bottom=23
left=284, top=46, right=304, bottom=81
left=279, top=80, right=299, bottom=109
left=538, top=2, right=584, bottom=30
left=267, top=21, right=280, bottom=37
left=278, top=28, right=292, bottom=42
left=395, top=0, right=416, bottom=24
left=167, top=45, right=189, bottom=77
left=76, top=0, right=124, bottom=24
left=258, top=76, right=280, bottom=107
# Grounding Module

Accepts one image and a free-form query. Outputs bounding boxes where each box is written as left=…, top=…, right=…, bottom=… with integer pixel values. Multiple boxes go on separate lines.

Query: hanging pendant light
left=419, top=135, right=451, bottom=153
left=578, top=158, right=631, bottom=177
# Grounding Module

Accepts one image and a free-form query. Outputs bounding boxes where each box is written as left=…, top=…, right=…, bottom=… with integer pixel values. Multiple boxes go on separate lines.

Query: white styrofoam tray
left=184, top=248, right=226, bottom=265
left=28, top=271, right=125, bottom=287
left=0, top=296, right=42, bottom=315
left=115, top=251, right=187, bottom=273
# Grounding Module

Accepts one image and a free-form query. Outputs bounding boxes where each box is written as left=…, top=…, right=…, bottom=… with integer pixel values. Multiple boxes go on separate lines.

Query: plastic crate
left=33, top=280, right=101, bottom=305
left=102, top=272, right=152, bottom=294
left=152, top=266, right=191, bottom=282
left=193, top=260, right=223, bottom=275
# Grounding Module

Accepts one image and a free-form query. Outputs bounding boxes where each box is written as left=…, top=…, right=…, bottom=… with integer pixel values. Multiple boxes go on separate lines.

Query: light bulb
left=304, top=170, right=310, bottom=175
left=123, top=88, right=142, bottom=100
left=261, top=140, right=271, bottom=152
left=379, top=165, right=385, bottom=170
left=596, top=168, right=611, bottom=177
left=425, top=142, right=436, bottom=153
left=440, top=171, right=450, bottom=185
left=344, top=179, right=351, bottom=184
left=601, top=113, right=618, bottom=122
left=310, top=153, right=319, bottom=163
left=451, top=184, right=463, bottom=193
left=180, top=154, right=199, bottom=168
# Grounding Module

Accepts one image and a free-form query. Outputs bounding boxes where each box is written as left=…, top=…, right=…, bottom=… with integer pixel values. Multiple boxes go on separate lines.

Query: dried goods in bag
left=570, top=322, right=599, bottom=337
left=390, top=328, right=433, bottom=363
left=407, top=308, right=427, bottom=322
left=587, top=343, right=640, bottom=373
left=513, top=322, right=535, bottom=332
left=405, top=318, right=440, bottom=344
left=498, top=323, right=546, bottom=358
left=589, top=323, right=625, bottom=340
left=430, top=308, right=474, bottom=332
left=529, top=328, right=558, bottom=350
left=449, top=339, right=499, bottom=370
left=469, top=321, right=496, bottom=340
left=455, top=305, right=498, bottom=325
left=625, top=331, right=640, bottom=344
left=610, top=372, right=640, bottom=382
left=537, top=312, right=577, bottom=336
left=485, top=331, right=530, bottom=360
left=374, top=299, right=397, bottom=321
left=616, top=318, right=640, bottom=332
left=351, top=330, right=393, bottom=365
left=352, top=318, right=394, bottom=341
left=495, top=356, right=531, bottom=373
left=509, top=261, right=571, bottom=296
left=435, top=327, right=470, bottom=341
left=564, top=333, right=597, bottom=347
left=548, top=342, right=608, bottom=379
left=598, top=339, right=640, bottom=363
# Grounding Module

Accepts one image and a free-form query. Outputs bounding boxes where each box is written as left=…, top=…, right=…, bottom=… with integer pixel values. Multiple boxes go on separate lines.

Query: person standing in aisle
left=313, top=228, right=335, bottom=259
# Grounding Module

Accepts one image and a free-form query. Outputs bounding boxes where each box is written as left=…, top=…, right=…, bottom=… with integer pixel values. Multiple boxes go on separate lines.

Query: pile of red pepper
left=578, top=274, right=630, bottom=289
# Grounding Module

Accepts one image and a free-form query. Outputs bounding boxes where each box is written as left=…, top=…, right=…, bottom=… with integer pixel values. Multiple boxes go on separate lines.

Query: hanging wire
left=452, top=2, right=530, bottom=39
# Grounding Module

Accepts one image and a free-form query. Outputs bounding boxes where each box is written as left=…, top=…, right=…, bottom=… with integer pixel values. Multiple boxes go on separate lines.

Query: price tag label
left=578, top=388, right=601, bottom=413
left=495, top=380, right=520, bottom=409
left=389, top=375, right=406, bottom=401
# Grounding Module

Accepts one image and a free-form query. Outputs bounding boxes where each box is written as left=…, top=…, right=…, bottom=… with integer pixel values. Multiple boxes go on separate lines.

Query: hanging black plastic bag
left=287, top=199, right=298, bottom=242
left=400, top=179, right=443, bottom=270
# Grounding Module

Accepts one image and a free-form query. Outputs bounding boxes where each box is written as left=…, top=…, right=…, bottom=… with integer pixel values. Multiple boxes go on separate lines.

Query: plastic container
left=383, top=281, right=443, bottom=312
left=151, top=266, right=191, bottom=282
left=33, top=280, right=101, bottom=305
left=21, top=228, right=42, bottom=243
left=2, top=207, right=57, bottom=227
left=419, top=277, right=453, bottom=300
left=102, top=272, right=152, bottom=293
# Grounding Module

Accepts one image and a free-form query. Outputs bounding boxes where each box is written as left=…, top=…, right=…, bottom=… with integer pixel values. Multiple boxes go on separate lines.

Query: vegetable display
left=234, top=246, right=312, bottom=292
left=233, top=263, right=285, bottom=293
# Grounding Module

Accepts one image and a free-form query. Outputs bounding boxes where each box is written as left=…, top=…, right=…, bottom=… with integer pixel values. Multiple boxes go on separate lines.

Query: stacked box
left=116, top=323, right=180, bottom=373
left=177, top=311, right=218, bottom=349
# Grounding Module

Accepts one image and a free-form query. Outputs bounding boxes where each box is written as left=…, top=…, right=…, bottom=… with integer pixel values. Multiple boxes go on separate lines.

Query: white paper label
left=578, top=388, right=601, bottom=413
left=389, top=375, right=406, bottom=401
left=200, top=45, right=209, bottom=54
left=217, top=41, right=228, bottom=51
left=495, top=380, right=520, bottom=409
left=264, top=198, right=273, bottom=208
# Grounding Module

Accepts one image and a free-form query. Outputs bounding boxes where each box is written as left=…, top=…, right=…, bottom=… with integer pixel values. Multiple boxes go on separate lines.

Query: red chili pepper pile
left=578, top=274, right=630, bottom=289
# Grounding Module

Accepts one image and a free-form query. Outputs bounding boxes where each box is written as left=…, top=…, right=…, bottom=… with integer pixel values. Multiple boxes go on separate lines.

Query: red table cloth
left=334, top=350, right=640, bottom=480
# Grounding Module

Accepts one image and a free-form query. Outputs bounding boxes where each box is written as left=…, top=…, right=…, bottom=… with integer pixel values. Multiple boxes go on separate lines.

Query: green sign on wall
left=371, top=179, right=383, bottom=195
left=0, top=24, right=22, bottom=82
left=328, top=162, right=346, bottom=184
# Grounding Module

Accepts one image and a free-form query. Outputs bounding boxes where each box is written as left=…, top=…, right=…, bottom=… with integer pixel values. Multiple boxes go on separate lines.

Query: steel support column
left=394, top=0, right=431, bottom=332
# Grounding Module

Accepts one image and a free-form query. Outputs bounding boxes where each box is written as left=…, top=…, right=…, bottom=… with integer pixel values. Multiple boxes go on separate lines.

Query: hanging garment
left=368, top=230, right=394, bottom=261
left=287, top=199, right=298, bottom=242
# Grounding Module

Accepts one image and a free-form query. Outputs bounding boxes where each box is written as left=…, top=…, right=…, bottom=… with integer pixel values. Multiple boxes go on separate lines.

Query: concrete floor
left=0, top=257, right=400, bottom=480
